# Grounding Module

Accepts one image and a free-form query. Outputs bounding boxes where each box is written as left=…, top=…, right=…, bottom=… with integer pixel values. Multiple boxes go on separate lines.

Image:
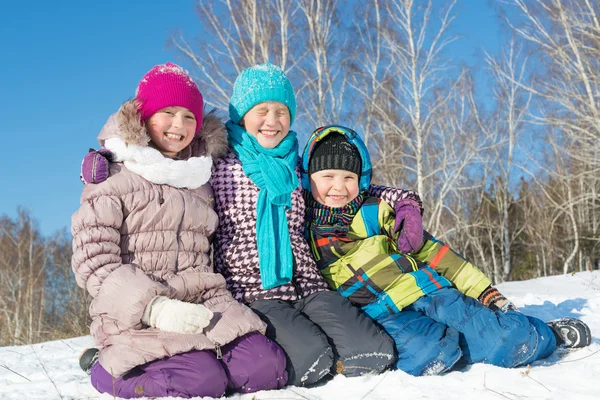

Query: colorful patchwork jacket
left=301, top=126, right=491, bottom=319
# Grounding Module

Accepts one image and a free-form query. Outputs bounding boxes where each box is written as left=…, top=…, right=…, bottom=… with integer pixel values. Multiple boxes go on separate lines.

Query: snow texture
left=1, top=271, right=599, bottom=400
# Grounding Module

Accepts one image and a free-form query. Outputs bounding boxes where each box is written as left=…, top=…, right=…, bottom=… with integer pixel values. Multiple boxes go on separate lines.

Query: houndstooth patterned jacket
left=211, top=150, right=422, bottom=305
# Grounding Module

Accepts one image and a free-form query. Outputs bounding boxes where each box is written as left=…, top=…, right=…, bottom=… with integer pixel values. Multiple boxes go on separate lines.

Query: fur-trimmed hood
left=97, top=99, right=229, bottom=160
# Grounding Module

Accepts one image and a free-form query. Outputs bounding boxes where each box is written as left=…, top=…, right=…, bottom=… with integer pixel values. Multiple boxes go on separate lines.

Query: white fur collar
left=104, top=137, right=212, bottom=189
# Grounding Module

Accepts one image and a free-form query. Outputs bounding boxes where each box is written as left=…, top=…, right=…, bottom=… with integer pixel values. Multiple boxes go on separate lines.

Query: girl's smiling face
left=241, top=102, right=291, bottom=149
left=146, top=106, right=196, bottom=157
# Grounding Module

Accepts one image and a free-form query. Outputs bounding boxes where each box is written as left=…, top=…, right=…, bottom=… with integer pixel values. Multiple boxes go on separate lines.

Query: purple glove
left=394, top=198, right=424, bottom=253
left=80, top=148, right=112, bottom=184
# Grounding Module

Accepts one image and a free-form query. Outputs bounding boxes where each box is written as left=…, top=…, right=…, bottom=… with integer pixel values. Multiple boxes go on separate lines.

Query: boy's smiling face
left=310, top=169, right=360, bottom=208
left=241, top=101, right=291, bottom=149
left=146, top=106, right=196, bottom=157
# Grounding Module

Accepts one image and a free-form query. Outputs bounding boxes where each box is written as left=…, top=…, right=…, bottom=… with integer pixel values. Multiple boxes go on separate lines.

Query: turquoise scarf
left=226, top=121, right=299, bottom=289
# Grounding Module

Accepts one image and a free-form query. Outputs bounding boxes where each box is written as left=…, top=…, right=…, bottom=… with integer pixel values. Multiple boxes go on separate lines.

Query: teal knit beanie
left=229, top=62, right=297, bottom=125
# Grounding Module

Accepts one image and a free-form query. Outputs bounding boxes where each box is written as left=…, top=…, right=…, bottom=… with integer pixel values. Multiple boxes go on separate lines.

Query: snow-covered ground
left=1, top=271, right=599, bottom=400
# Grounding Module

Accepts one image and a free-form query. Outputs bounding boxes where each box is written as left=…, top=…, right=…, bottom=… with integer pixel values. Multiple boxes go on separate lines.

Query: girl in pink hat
left=72, top=62, right=287, bottom=398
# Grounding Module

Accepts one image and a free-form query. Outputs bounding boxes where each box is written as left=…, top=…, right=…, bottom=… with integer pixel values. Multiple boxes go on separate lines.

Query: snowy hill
left=1, top=271, right=599, bottom=400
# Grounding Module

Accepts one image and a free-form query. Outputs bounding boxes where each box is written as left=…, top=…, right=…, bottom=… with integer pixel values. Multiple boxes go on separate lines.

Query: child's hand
left=394, top=198, right=424, bottom=253
left=145, top=296, right=214, bottom=334
left=80, top=148, right=112, bottom=184
left=478, top=286, right=518, bottom=313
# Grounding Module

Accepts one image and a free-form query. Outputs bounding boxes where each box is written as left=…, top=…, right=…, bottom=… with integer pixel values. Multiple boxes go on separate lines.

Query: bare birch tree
left=350, top=0, right=499, bottom=243
left=505, top=0, right=600, bottom=169
left=172, top=0, right=350, bottom=132
left=358, top=0, right=460, bottom=199
left=0, top=210, right=48, bottom=345
left=502, top=0, right=600, bottom=274
left=483, top=40, right=532, bottom=282
left=0, top=210, right=89, bottom=345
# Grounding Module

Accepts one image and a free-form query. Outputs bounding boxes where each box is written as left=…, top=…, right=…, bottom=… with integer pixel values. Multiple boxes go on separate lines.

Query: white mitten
left=143, top=296, right=213, bottom=334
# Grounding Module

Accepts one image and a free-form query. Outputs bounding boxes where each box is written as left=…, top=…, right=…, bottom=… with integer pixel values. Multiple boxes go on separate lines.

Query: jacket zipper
left=158, top=185, right=165, bottom=205
left=214, top=342, right=222, bottom=359
left=292, top=279, right=303, bottom=299
left=290, top=258, right=302, bottom=298
left=173, top=189, right=186, bottom=273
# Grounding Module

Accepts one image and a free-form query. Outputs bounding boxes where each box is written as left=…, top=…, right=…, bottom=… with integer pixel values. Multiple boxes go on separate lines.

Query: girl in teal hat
left=211, top=62, right=424, bottom=386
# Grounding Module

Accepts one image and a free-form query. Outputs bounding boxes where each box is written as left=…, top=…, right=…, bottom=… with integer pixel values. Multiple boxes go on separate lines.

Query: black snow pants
left=251, top=290, right=396, bottom=387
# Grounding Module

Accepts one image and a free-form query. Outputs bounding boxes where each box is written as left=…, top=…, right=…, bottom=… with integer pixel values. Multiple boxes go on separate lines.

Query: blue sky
left=0, top=1, right=503, bottom=236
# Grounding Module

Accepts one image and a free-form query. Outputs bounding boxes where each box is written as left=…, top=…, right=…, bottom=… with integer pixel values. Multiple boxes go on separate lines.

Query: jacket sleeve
left=366, top=184, right=423, bottom=214
left=315, top=201, right=442, bottom=312
left=166, top=269, right=233, bottom=304
left=379, top=200, right=400, bottom=241
left=167, top=269, right=267, bottom=339
left=410, top=231, right=491, bottom=299
left=71, top=190, right=170, bottom=330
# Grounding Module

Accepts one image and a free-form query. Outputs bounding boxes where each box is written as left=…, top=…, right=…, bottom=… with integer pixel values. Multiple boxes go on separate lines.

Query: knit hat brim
left=308, top=133, right=362, bottom=177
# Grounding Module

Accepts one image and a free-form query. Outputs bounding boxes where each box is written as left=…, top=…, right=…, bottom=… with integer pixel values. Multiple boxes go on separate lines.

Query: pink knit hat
left=136, top=62, right=204, bottom=134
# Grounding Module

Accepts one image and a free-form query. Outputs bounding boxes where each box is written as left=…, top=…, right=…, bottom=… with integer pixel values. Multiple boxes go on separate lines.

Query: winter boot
left=79, top=348, right=99, bottom=375
left=547, top=318, right=592, bottom=349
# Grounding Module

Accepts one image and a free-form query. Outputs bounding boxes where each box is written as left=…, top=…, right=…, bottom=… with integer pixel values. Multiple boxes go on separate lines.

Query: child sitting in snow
left=301, top=125, right=592, bottom=376
left=207, top=62, right=413, bottom=386
left=72, top=62, right=287, bottom=398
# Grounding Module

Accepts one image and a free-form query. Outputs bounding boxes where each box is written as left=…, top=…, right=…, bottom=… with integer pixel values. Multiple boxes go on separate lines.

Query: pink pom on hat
left=136, top=62, right=204, bottom=134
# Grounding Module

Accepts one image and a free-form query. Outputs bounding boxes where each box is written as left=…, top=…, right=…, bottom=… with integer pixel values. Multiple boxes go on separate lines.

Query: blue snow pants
left=376, top=287, right=557, bottom=376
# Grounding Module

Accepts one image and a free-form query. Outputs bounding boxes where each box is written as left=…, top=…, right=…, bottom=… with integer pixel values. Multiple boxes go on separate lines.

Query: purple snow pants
left=90, top=332, right=288, bottom=398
